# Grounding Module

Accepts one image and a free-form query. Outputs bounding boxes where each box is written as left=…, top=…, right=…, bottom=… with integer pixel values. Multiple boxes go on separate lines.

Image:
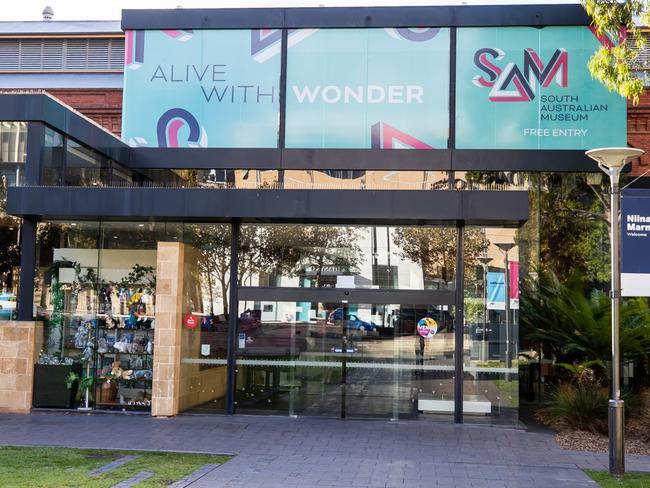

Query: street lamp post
left=586, top=147, right=645, bottom=476
left=478, top=255, right=492, bottom=362
left=495, top=243, right=515, bottom=380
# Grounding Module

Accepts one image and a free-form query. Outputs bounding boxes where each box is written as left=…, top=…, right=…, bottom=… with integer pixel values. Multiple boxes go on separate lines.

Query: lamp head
left=477, top=256, right=492, bottom=265
left=495, top=242, right=515, bottom=253
left=585, top=147, right=644, bottom=171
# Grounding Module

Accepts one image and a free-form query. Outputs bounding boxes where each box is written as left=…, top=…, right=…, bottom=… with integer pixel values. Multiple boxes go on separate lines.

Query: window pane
left=240, top=224, right=457, bottom=290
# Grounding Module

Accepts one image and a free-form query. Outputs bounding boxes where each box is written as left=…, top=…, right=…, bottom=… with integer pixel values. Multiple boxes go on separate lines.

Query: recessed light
left=138, top=224, right=145, bottom=228
left=71, top=223, right=77, bottom=226
left=113, top=236, right=118, bottom=239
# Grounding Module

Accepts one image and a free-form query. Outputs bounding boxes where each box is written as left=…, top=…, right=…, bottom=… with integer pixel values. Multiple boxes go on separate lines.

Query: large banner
left=621, top=190, right=650, bottom=297
left=285, top=28, right=450, bottom=149
left=456, top=26, right=626, bottom=149
left=122, top=29, right=281, bottom=148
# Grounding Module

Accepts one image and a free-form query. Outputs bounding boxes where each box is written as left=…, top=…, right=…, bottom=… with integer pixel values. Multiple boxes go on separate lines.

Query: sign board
left=456, top=26, right=626, bottom=149
left=621, top=189, right=650, bottom=296
left=183, top=313, right=198, bottom=329
left=285, top=28, right=450, bottom=149
left=122, top=29, right=281, bottom=148
left=121, top=26, right=626, bottom=151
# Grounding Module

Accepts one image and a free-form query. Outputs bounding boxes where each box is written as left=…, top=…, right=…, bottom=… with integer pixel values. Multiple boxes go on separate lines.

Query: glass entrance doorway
left=234, top=301, right=455, bottom=420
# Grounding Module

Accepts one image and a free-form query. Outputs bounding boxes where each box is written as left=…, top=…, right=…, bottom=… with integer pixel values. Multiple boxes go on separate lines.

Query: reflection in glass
left=179, top=224, right=231, bottom=414
left=65, top=139, right=109, bottom=186
left=41, top=127, right=65, bottom=186
left=240, top=224, right=459, bottom=290
left=463, top=226, right=520, bottom=423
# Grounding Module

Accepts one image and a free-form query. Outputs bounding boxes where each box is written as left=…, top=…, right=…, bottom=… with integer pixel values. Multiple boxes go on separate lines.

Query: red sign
left=184, top=313, right=198, bottom=329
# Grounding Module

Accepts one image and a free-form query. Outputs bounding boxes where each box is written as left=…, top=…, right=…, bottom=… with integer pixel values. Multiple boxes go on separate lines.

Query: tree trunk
left=206, top=269, right=214, bottom=315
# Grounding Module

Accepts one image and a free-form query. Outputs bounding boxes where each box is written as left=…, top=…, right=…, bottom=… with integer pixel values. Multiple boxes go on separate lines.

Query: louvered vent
left=0, top=38, right=124, bottom=71
left=630, top=33, right=650, bottom=69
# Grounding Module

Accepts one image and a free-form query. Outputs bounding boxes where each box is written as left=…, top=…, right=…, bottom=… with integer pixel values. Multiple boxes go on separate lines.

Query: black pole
left=17, top=218, right=36, bottom=321
left=447, top=27, right=457, bottom=191
left=340, top=302, right=348, bottom=419
left=454, top=222, right=465, bottom=423
left=277, top=28, right=288, bottom=186
left=225, top=220, right=240, bottom=414
left=17, top=122, right=44, bottom=322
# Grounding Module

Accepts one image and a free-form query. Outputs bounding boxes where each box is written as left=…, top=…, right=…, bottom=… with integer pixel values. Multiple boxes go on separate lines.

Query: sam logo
left=473, top=47, right=568, bottom=102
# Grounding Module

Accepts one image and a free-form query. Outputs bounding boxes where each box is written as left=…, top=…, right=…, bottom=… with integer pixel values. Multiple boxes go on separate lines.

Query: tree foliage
left=583, top=0, right=649, bottom=104
left=521, top=268, right=650, bottom=371
left=536, top=173, right=611, bottom=285
left=392, top=227, right=488, bottom=286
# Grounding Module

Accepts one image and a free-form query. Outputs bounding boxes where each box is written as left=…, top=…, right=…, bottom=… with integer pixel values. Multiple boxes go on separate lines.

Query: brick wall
left=628, top=93, right=650, bottom=177
left=46, top=89, right=123, bottom=137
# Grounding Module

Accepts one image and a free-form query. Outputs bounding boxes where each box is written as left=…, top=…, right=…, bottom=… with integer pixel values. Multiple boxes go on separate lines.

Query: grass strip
left=0, top=446, right=230, bottom=487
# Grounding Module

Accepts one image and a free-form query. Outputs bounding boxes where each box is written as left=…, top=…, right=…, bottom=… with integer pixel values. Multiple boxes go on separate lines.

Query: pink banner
left=509, top=261, right=519, bottom=299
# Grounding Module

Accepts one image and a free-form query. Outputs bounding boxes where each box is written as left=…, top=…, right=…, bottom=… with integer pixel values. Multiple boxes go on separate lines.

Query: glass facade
left=35, top=221, right=181, bottom=411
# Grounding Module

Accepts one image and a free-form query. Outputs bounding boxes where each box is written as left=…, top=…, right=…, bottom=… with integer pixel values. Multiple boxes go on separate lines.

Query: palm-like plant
left=521, top=269, right=650, bottom=379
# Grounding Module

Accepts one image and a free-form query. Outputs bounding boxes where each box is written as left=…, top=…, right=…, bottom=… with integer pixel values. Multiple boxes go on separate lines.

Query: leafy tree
left=392, top=227, right=488, bottom=287
left=583, top=0, right=649, bottom=104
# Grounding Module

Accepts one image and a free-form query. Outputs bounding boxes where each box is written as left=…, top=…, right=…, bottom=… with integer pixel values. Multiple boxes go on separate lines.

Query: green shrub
left=540, top=382, right=609, bottom=433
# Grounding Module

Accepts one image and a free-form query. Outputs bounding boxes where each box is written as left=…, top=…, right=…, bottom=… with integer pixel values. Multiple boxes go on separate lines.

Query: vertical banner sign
left=122, top=29, right=281, bottom=148
left=486, top=264, right=519, bottom=310
left=621, top=190, right=650, bottom=297
left=487, top=271, right=505, bottom=310
left=509, top=261, right=520, bottom=309
left=456, top=26, right=626, bottom=149
left=285, top=28, right=450, bottom=149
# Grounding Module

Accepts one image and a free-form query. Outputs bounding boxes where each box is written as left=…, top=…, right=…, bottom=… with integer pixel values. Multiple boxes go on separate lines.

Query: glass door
left=234, top=300, right=455, bottom=420
left=341, top=303, right=455, bottom=420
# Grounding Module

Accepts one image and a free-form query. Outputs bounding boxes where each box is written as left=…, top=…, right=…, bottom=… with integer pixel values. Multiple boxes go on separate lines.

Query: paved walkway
left=0, top=413, right=648, bottom=487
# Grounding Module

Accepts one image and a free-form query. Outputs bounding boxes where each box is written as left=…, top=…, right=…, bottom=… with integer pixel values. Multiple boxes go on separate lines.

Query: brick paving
left=0, top=413, right=648, bottom=487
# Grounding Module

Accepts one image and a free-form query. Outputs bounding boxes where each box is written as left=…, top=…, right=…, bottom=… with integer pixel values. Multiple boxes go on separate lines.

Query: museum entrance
left=232, top=300, right=456, bottom=420
left=177, top=222, right=520, bottom=423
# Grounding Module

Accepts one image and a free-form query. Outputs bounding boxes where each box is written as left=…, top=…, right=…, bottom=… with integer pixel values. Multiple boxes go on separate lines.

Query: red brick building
left=0, top=19, right=123, bottom=135
left=629, top=94, right=650, bottom=176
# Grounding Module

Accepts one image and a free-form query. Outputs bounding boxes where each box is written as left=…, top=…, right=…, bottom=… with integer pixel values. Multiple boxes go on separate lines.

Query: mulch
left=554, top=417, right=650, bottom=456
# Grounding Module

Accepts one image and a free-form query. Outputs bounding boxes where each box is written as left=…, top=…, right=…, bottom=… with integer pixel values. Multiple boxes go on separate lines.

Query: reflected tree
left=392, top=227, right=488, bottom=287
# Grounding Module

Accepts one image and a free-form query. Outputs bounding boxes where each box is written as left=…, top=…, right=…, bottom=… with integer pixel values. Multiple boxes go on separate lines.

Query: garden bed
left=554, top=418, right=650, bottom=456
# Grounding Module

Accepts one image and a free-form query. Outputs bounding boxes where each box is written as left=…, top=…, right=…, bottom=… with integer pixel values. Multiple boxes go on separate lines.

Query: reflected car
left=0, top=293, right=17, bottom=320
left=328, top=308, right=377, bottom=332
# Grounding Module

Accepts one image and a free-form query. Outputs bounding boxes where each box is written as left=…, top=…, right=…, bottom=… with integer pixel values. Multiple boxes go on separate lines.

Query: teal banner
left=285, top=28, right=450, bottom=149
left=455, top=26, right=627, bottom=149
left=121, top=29, right=281, bottom=148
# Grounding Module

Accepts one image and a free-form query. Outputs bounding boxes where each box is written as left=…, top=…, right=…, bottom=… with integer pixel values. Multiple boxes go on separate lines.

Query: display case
left=93, top=281, right=156, bottom=412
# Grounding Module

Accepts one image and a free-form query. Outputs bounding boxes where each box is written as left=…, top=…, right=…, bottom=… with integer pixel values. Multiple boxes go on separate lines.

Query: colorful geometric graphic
left=162, top=29, right=194, bottom=42
left=384, top=27, right=441, bottom=42
left=156, top=108, right=207, bottom=148
left=124, top=30, right=145, bottom=70
left=250, top=28, right=319, bottom=63
left=371, top=122, right=433, bottom=149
